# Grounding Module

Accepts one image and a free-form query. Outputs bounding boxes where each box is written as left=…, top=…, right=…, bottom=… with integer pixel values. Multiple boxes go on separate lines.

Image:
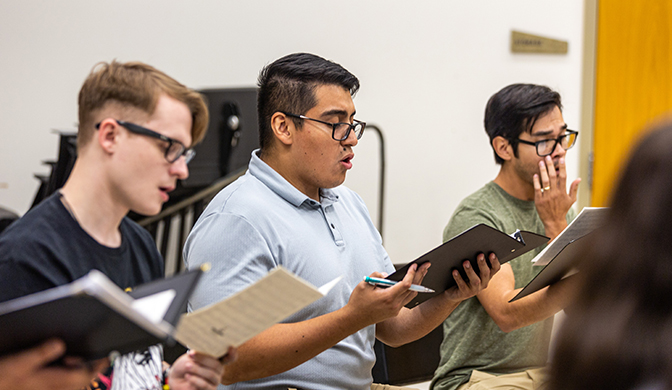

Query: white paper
left=318, top=276, right=342, bottom=295
left=532, top=207, right=608, bottom=266
left=174, top=267, right=340, bottom=358
left=131, top=289, right=176, bottom=324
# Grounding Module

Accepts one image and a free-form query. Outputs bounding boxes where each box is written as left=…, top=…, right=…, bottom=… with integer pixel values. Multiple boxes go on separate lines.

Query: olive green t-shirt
left=431, top=181, right=575, bottom=390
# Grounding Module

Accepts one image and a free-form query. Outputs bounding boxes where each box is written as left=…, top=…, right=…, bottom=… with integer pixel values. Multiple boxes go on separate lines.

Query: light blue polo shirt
left=184, top=150, right=395, bottom=390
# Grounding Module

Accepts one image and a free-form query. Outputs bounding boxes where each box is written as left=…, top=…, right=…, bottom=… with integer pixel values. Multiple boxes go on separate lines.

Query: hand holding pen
left=363, top=276, right=435, bottom=293
left=344, top=263, right=431, bottom=327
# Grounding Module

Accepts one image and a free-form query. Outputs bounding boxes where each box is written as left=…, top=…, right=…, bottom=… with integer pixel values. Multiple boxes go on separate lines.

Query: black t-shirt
left=0, top=193, right=167, bottom=390
left=0, top=193, right=163, bottom=302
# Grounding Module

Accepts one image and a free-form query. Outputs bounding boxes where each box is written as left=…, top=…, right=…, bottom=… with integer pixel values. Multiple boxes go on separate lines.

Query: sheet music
left=174, top=267, right=341, bottom=358
left=532, top=207, right=608, bottom=266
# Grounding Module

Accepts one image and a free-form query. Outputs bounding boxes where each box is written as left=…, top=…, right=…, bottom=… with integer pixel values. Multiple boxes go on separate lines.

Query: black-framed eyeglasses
left=281, top=112, right=366, bottom=141
left=515, top=130, right=579, bottom=157
left=95, top=119, right=195, bottom=164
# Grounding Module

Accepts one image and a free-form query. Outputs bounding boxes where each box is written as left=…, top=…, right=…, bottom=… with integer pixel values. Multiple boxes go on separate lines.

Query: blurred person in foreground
left=548, top=120, right=672, bottom=390
left=0, top=339, right=106, bottom=390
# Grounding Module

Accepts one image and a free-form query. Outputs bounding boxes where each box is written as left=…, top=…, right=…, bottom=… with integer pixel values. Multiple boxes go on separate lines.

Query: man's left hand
left=444, top=252, right=501, bottom=302
left=534, top=156, right=581, bottom=239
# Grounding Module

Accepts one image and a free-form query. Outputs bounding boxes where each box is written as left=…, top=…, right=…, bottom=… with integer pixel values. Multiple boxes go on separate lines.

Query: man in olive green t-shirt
left=431, top=84, right=581, bottom=390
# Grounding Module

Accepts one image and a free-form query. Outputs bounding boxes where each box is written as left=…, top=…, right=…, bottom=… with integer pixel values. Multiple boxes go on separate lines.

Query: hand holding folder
left=0, top=266, right=338, bottom=360
left=386, top=224, right=549, bottom=308
left=0, top=268, right=202, bottom=361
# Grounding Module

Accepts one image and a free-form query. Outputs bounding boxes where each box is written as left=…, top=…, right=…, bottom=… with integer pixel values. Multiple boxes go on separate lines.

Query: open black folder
left=0, top=268, right=202, bottom=361
left=509, top=207, right=608, bottom=302
left=509, top=231, right=594, bottom=302
left=386, top=224, right=548, bottom=308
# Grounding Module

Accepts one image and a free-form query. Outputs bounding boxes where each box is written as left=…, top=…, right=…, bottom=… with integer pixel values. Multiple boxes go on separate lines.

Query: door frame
left=577, top=0, right=598, bottom=210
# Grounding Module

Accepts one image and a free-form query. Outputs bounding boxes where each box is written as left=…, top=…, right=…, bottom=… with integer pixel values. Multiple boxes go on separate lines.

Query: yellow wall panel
left=593, top=0, right=672, bottom=206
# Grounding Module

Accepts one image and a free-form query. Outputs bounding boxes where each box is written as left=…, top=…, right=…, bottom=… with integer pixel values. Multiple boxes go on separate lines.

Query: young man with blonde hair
left=0, top=60, right=230, bottom=390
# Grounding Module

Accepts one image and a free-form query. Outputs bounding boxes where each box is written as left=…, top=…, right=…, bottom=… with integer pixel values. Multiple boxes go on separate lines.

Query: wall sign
left=511, top=30, right=568, bottom=54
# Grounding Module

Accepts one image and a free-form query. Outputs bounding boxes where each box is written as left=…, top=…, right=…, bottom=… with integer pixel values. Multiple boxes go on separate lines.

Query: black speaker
left=182, top=88, right=259, bottom=188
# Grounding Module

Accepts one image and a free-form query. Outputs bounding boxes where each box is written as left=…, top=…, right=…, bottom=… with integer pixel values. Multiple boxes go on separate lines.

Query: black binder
left=0, top=268, right=201, bottom=360
left=387, top=224, right=548, bottom=308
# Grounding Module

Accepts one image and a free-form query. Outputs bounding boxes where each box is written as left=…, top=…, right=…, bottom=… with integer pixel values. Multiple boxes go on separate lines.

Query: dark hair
left=484, top=83, right=562, bottom=164
left=548, top=121, right=672, bottom=390
left=256, top=53, right=360, bottom=150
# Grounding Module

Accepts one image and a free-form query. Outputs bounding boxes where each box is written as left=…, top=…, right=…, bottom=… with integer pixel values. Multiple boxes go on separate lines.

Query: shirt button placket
left=324, top=205, right=344, bottom=245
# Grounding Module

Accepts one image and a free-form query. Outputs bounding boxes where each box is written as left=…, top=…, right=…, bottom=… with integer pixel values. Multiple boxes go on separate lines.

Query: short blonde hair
left=77, top=60, right=208, bottom=149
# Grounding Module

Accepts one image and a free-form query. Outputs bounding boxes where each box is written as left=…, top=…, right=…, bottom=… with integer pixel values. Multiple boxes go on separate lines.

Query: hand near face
left=444, top=253, right=501, bottom=302
left=0, top=339, right=107, bottom=390
left=169, top=349, right=233, bottom=390
left=533, top=156, right=581, bottom=239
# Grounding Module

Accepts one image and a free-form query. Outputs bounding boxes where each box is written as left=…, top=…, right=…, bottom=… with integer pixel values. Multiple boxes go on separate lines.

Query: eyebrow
left=319, top=109, right=356, bottom=121
left=531, top=124, right=568, bottom=137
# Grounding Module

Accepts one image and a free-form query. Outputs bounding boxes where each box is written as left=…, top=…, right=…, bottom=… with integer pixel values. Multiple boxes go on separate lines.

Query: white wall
left=0, top=0, right=585, bottom=264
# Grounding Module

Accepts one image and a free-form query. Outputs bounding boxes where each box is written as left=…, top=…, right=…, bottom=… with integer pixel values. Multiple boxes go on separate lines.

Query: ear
left=492, top=136, right=514, bottom=162
left=270, top=112, right=294, bottom=146
left=96, top=118, right=121, bottom=155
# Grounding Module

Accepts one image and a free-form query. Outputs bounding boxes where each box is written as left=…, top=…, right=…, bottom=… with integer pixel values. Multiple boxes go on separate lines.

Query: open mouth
left=340, top=154, right=354, bottom=169
left=159, top=186, right=174, bottom=201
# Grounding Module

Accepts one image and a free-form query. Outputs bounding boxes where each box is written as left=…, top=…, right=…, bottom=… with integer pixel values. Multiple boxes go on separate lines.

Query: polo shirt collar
left=248, top=149, right=340, bottom=208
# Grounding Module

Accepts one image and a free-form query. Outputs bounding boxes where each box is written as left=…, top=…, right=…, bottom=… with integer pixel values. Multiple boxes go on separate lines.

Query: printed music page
left=174, top=267, right=341, bottom=358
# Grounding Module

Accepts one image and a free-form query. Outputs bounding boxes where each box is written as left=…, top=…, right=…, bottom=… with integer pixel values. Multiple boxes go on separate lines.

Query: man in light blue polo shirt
left=183, top=53, right=501, bottom=390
